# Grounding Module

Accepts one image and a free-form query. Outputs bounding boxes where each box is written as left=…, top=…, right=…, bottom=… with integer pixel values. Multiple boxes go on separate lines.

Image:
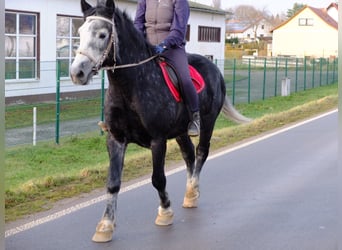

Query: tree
left=212, top=0, right=221, bottom=9
left=232, top=5, right=269, bottom=41
left=286, top=3, right=305, bottom=18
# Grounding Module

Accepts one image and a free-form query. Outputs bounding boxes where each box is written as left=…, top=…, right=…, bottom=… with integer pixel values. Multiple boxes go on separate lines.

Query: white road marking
left=5, top=109, right=337, bottom=238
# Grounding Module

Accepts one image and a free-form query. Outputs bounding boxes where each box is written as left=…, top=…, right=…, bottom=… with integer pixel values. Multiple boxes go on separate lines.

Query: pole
left=274, top=58, right=278, bottom=96
left=262, top=58, right=266, bottom=100
left=55, top=61, right=61, bottom=144
left=312, top=59, right=315, bottom=88
left=248, top=59, right=251, bottom=103
left=295, top=58, right=299, bottom=92
left=33, top=107, right=37, bottom=146
left=304, top=57, right=307, bottom=90
left=326, top=58, right=329, bottom=85
left=100, top=70, right=105, bottom=135
left=319, top=58, right=323, bottom=86
left=0, top=1, right=5, bottom=247
left=232, top=59, right=236, bottom=105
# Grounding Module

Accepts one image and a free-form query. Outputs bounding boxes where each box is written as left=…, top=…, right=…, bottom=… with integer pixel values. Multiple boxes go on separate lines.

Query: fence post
left=326, top=58, right=329, bottom=85
left=100, top=70, right=105, bottom=135
left=295, top=58, right=298, bottom=92
left=303, top=57, right=307, bottom=90
left=248, top=58, right=251, bottom=103
left=285, top=58, right=288, bottom=77
left=33, top=107, right=37, bottom=146
left=312, top=58, right=315, bottom=88
left=319, top=58, right=323, bottom=86
left=274, top=58, right=278, bottom=96
left=232, top=58, right=236, bottom=105
left=332, top=58, right=336, bottom=83
left=55, top=61, right=60, bottom=144
left=262, top=58, right=266, bottom=100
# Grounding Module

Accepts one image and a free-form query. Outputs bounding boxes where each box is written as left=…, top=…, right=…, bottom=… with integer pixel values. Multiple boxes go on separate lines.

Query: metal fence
left=5, top=57, right=338, bottom=147
left=218, top=57, right=338, bottom=104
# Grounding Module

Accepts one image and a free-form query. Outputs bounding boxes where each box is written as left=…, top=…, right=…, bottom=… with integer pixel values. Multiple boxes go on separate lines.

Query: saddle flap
left=158, top=60, right=205, bottom=102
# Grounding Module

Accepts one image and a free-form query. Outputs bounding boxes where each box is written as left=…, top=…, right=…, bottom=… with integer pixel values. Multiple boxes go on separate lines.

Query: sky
left=193, top=0, right=335, bottom=15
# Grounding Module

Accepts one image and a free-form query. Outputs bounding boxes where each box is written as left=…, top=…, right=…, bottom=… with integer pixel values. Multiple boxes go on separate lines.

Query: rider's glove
left=154, top=42, right=167, bottom=54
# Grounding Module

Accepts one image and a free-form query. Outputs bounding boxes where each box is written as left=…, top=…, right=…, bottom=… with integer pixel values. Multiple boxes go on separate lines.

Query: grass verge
left=5, top=83, right=338, bottom=222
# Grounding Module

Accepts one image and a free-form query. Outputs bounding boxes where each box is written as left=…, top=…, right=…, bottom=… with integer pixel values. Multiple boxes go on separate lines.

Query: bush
left=226, top=37, right=239, bottom=44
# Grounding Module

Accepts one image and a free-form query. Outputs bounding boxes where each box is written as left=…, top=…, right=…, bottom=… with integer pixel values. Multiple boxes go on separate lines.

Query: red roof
left=309, top=6, right=338, bottom=29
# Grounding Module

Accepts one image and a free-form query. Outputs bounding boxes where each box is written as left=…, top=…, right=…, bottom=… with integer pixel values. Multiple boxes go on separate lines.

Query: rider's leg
left=163, top=47, right=200, bottom=136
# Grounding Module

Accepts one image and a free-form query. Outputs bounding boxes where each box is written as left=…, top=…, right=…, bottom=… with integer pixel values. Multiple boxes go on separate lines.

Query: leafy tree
left=286, top=3, right=305, bottom=18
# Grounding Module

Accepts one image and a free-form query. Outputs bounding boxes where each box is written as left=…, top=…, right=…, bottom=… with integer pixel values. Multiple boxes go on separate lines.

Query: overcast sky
left=193, top=0, right=335, bottom=15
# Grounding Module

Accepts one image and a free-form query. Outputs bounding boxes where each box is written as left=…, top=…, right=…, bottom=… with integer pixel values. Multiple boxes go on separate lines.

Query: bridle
left=76, top=15, right=157, bottom=74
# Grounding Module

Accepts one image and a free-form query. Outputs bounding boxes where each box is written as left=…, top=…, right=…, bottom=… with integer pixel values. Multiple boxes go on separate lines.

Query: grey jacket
left=134, top=0, right=189, bottom=47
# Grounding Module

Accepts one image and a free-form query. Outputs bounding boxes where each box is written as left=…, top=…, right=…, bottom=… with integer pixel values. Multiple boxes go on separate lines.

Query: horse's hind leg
left=151, top=138, right=174, bottom=226
left=92, top=136, right=127, bottom=243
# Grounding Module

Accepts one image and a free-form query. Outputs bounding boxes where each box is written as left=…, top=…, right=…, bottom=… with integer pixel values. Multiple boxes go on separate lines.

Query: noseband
left=76, top=15, right=157, bottom=74
left=76, top=16, right=116, bottom=73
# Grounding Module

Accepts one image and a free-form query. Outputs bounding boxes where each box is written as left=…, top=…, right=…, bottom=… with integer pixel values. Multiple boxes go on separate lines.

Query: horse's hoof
left=155, top=206, right=174, bottom=226
left=92, top=219, right=114, bottom=243
left=98, top=121, right=108, bottom=132
left=182, top=188, right=200, bottom=208
left=182, top=196, right=198, bottom=208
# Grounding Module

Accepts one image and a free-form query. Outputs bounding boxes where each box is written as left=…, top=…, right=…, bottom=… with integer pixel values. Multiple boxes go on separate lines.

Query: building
left=5, top=0, right=227, bottom=101
left=271, top=3, right=338, bottom=58
left=226, top=18, right=273, bottom=43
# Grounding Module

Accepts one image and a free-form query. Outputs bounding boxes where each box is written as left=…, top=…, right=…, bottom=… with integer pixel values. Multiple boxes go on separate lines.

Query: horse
left=70, top=0, right=250, bottom=243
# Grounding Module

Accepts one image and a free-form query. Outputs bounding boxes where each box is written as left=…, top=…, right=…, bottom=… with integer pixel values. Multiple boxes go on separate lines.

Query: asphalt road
left=5, top=111, right=338, bottom=250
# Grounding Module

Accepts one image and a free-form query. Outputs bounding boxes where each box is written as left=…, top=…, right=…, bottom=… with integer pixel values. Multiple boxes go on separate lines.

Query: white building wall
left=186, top=10, right=226, bottom=73
left=5, top=0, right=226, bottom=97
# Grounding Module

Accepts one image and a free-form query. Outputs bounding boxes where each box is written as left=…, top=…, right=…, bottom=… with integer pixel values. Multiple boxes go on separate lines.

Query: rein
left=77, top=16, right=157, bottom=74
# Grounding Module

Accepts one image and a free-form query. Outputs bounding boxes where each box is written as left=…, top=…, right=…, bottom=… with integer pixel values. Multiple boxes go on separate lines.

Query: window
left=186, top=24, right=190, bottom=41
left=298, top=18, right=314, bottom=26
left=198, top=26, right=221, bottom=42
left=5, top=11, right=38, bottom=80
left=56, top=15, right=83, bottom=77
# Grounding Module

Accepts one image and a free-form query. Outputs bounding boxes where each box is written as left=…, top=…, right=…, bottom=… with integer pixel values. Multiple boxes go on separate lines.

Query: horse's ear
left=105, top=0, right=115, bottom=13
left=81, top=0, right=92, bottom=14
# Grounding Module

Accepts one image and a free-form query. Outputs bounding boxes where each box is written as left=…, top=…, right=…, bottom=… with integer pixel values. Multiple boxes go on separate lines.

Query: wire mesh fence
left=5, top=57, right=338, bottom=147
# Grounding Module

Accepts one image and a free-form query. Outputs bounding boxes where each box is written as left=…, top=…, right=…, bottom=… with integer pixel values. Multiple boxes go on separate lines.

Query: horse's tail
left=221, top=95, right=252, bottom=124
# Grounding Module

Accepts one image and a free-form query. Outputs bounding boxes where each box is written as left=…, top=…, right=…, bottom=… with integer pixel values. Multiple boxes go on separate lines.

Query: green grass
left=5, top=98, right=102, bottom=129
left=5, top=83, right=338, bottom=222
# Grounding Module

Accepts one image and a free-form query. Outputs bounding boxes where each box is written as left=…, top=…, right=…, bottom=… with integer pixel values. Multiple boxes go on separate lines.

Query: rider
left=134, top=0, right=200, bottom=137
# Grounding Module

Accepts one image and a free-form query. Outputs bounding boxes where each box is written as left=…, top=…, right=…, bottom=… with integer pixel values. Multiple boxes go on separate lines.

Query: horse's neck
left=114, top=11, right=151, bottom=64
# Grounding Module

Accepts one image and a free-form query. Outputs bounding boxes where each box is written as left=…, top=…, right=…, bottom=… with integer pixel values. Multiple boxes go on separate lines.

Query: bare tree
left=232, top=5, right=268, bottom=40
left=212, top=0, right=221, bottom=9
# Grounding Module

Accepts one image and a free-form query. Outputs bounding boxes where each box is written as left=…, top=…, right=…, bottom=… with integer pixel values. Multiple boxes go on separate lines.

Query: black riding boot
left=188, top=111, right=200, bottom=137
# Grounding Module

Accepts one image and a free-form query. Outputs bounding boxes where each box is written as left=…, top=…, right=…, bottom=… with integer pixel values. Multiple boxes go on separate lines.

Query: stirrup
left=188, top=121, right=200, bottom=136
left=187, top=111, right=200, bottom=137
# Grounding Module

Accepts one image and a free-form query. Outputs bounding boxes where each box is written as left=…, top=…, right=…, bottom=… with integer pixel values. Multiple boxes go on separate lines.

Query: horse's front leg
left=175, top=135, right=199, bottom=208
left=92, top=135, right=127, bottom=243
left=151, top=138, right=174, bottom=226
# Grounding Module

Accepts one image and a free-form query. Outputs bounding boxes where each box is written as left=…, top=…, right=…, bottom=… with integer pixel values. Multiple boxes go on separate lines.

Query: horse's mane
left=113, top=8, right=153, bottom=63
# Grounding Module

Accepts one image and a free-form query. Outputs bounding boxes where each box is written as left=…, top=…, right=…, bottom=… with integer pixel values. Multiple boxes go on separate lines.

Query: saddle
left=158, top=59, right=205, bottom=102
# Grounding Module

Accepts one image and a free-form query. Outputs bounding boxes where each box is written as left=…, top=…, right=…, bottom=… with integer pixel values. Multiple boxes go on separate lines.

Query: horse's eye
left=99, top=33, right=107, bottom=39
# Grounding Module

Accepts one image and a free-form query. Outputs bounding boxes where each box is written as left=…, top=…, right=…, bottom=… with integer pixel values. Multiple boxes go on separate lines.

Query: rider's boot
left=187, top=111, right=200, bottom=137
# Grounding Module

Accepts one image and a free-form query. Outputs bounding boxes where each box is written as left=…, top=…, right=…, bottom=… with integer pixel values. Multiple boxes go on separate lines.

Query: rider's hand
left=154, top=42, right=167, bottom=54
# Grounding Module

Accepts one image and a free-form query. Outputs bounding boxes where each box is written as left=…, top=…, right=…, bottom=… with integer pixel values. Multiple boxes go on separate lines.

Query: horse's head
left=70, top=0, right=116, bottom=85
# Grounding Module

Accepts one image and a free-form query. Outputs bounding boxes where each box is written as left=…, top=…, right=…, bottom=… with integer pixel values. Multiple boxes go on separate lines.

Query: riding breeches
left=162, top=46, right=199, bottom=112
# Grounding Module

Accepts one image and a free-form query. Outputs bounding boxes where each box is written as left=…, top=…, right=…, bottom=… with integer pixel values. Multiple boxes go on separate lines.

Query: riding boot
left=188, top=111, right=200, bottom=137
